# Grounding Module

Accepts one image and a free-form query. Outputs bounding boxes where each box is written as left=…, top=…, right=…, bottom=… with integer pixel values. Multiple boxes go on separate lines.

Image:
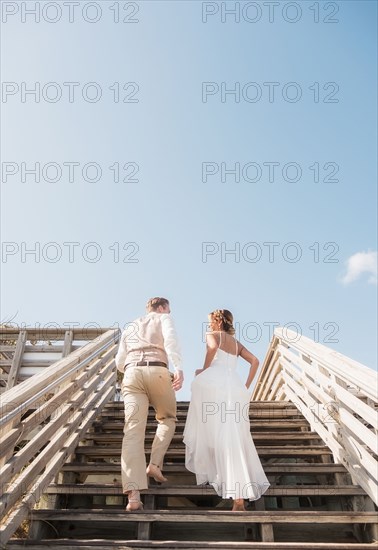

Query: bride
left=183, top=309, right=270, bottom=511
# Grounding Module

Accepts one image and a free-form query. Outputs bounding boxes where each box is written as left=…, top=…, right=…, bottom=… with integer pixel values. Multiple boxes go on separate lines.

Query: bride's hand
left=195, top=369, right=204, bottom=376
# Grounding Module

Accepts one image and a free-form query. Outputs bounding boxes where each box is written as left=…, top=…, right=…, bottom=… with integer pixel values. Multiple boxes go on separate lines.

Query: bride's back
left=211, top=330, right=238, bottom=356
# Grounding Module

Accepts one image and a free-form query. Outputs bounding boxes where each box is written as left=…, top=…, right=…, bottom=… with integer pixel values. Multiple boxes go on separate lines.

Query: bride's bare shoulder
left=205, top=330, right=220, bottom=347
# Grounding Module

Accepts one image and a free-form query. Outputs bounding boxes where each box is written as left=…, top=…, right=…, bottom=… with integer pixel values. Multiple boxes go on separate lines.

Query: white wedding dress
left=183, top=335, right=270, bottom=501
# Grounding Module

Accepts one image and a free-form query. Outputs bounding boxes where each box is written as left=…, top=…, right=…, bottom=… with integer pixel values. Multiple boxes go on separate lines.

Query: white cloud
left=340, top=250, right=377, bottom=286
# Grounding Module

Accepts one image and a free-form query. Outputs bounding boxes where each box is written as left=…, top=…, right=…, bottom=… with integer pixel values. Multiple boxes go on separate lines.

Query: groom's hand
left=195, top=369, right=204, bottom=376
left=172, top=370, right=184, bottom=391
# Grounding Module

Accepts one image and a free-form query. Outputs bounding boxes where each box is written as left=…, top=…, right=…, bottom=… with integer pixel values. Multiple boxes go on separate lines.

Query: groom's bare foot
left=232, top=498, right=246, bottom=512
left=125, top=490, right=143, bottom=511
left=146, top=463, right=168, bottom=483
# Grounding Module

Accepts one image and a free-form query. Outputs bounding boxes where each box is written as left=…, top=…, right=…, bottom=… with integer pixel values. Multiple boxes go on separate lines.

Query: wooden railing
left=0, top=326, right=115, bottom=391
left=0, top=328, right=120, bottom=544
left=1, top=325, right=376, bottom=544
left=252, top=327, right=378, bottom=506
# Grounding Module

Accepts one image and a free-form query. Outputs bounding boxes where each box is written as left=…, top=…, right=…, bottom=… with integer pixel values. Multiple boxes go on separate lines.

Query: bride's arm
left=239, top=344, right=259, bottom=389
left=195, top=332, right=218, bottom=376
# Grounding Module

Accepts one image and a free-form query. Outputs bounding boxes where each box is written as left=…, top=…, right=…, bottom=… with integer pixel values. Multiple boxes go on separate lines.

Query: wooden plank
left=274, top=328, right=378, bottom=403
left=103, top=401, right=294, bottom=410
left=1, top=381, right=93, bottom=485
left=252, top=327, right=378, bottom=406
left=0, top=328, right=113, bottom=340
left=0, top=354, right=115, bottom=458
left=25, top=345, right=65, bottom=352
left=0, top=379, right=115, bottom=545
left=283, top=374, right=344, bottom=454
left=0, top=330, right=119, bottom=431
left=44, top=484, right=367, bottom=497
left=0, top=331, right=116, bottom=427
left=5, top=540, right=378, bottom=549
left=19, top=360, right=57, bottom=367
left=280, top=357, right=335, bottom=424
left=338, top=406, right=378, bottom=455
left=284, top=348, right=378, bottom=430
left=281, top=347, right=378, bottom=433
left=283, top=381, right=378, bottom=505
left=88, top=432, right=322, bottom=443
left=6, top=330, right=27, bottom=389
left=252, top=343, right=281, bottom=401
left=0, top=359, right=116, bottom=512
left=60, top=462, right=348, bottom=474
left=260, top=356, right=282, bottom=401
left=73, top=446, right=332, bottom=457
left=250, top=329, right=378, bottom=507
left=0, top=345, right=116, bottom=464
left=0, top=426, right=22, bottom=457
left=29, top=509, right=378, bottom=524
left=338, top=430, right=378, bottom=502
left=96, top=420, right=312, bottom=430
left=104, top=407, right=307, bottom=416
left=336, top=384, right=378, bottom=430
left=1, top=345, right=79, bottom=353
left=0, top=352, right=116, bottom=459
left=100, top=413, right=303, bottom=422
left=0, top=332, right=28, bottom=467
left=265, top=367, right=284, bottom=402
left=255, top=496, right=274, bottom=542
left=62, top=331, right=73, bottom=358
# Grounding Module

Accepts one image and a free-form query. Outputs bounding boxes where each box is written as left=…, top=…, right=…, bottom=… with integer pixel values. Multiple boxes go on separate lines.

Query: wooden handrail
left=0, top=330, right=118, bottom=429
left=252, top=327, right=378, bottom=506
left=0, top=329, right=120, bottom=544
left=0, top=326, right=115, bottom=340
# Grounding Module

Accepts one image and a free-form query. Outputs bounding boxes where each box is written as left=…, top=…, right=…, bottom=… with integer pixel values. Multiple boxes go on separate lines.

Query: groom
left=115, top=297, right=183, bottom=510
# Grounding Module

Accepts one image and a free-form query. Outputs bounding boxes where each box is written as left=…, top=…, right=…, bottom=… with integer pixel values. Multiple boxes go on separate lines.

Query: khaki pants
left=120, top=366, right=177, bottom=492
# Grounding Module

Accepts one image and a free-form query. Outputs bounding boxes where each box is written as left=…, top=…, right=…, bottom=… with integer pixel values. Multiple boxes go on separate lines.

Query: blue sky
left=1, top=0, right=377, bottom=399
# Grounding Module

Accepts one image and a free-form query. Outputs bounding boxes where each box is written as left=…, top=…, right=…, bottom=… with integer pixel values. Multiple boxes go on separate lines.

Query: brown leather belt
left=125, top=361, right=167, bottom=368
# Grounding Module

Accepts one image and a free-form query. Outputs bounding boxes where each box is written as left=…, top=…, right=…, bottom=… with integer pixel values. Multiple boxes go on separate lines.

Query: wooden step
left=86, top=432, right=323, bottom=444
left=7, top=396, right=377, bottom=548
left=99, top=409, right=303, bottom=419
left=95, top=420, right=312, bottom=431
left=7, top=539, right=378, bottom=549
left=61, top=462, right=348, bottom=475
left=98, top=413, right=304, bottom=423
left=6, top=541, right=378, bottom=550
left=29, top=509, right=378, bottom=524
left=104, top=401, right=296, bottom=409
left=102, top=404, right=303, bottom=413
left=73, top=446, right=332, bottom=458
left=46, top=483, right=366, bottom=497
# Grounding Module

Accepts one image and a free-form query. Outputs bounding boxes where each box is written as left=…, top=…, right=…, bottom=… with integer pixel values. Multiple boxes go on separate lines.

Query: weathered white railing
left=0, top=328, right=120, bottom=545
left=252, top=328, right=378, bottom=506
left=0, top=326, right=115, bottom=390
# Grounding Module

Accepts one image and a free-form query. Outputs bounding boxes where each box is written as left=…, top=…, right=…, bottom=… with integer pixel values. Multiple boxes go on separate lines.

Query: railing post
left=6, top=330, right=27, bottom=390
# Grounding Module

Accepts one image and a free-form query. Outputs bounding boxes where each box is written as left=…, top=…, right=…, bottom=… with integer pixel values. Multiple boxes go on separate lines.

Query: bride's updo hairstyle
left=210, top=309, right=236, bottom=335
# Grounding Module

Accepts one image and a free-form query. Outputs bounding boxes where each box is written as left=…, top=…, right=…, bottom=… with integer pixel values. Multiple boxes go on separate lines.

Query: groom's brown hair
left=146, top=297, right=170, bottom=312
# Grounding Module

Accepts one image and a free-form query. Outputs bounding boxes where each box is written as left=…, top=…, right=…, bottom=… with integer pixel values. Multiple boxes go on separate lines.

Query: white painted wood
left=6, top=330, right=27, bottom=390
left=0, top=329, right=120, bottom=544
left=252, top=327, right=378, bottom=506
left=0, top=383, right=115, bottom=545
left=0, top=330, right=118, bottom=432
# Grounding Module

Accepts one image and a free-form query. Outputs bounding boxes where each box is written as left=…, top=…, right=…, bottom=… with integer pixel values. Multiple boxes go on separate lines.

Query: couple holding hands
left=115, top=297, right=270, bottom=512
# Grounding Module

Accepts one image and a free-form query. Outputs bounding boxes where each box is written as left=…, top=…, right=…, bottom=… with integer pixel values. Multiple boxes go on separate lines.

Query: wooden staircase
left=6, top=399, right=378, bottom=549
left=1, top=326, right=377, bottom=549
